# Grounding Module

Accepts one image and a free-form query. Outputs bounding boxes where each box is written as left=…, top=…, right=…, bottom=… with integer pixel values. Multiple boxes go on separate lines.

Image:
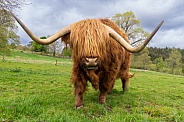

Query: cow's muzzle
left=81, top=57, right=101, bottom=70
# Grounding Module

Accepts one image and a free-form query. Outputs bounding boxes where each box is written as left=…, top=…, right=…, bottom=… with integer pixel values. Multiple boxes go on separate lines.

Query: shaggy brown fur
left=99, top=18, right=133, bottom=92
left=62, top=18, right=133, bottom=108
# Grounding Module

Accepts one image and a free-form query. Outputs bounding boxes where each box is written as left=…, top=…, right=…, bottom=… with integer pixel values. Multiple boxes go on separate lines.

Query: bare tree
left=47, top=40, right=65, bottom=57
left=0, top=0, right=27, bottom=11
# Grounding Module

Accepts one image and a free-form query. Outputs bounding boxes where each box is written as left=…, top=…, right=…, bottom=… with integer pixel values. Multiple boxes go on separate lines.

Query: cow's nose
left=85, top=57, right=98, bottom=63
left=84, top=57, right=100, bottom=70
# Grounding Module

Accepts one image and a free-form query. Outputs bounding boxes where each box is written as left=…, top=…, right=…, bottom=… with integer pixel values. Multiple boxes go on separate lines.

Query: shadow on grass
left=83, top=87, right=140, bottom=109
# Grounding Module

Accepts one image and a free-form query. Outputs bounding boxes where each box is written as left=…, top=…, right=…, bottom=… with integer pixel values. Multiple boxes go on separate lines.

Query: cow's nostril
left=85, top=58, right=89, bottom=62
left=85, top=58, right=98, bottom=63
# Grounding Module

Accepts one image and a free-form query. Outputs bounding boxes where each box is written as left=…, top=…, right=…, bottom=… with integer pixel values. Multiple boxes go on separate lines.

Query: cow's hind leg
left=121, top=78, right=130, bottom=92
left=121, top=72, right=134, bottom=93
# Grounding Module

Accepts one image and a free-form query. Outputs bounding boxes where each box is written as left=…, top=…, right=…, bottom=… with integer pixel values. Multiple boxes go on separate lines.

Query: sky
left=15, top=0, right=184, bottom=49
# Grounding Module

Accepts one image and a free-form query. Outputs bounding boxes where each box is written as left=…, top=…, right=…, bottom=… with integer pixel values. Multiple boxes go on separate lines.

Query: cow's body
left=62, top=19, right=133, bottom=108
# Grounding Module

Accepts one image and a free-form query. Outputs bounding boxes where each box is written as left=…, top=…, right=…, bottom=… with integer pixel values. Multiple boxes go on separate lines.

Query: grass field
left=0, top=51, right=184, bottom=121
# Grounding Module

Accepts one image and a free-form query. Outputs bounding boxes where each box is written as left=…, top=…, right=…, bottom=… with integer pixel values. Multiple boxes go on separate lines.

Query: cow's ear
left=61, top=33, right=71, bottom=45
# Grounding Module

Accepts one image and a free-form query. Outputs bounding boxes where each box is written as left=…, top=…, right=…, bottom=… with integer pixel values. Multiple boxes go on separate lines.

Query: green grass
left=0, top=51, right=184, bottom=121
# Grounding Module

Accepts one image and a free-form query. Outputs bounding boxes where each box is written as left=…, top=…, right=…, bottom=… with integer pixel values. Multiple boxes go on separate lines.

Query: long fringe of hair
left=70, top=19, right=109, bottom=60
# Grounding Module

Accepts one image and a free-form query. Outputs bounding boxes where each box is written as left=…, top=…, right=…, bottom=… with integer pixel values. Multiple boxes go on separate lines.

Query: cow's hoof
left=98, top=101, right=106, bottom=104
left=122, top=89, right=129, bottom=94
left=107, top=91, right=112, bottom=95
left=98, top=96, right=106, bottom=104
left=74, top=104, right=84, bottom=109
left=93, top=84, right=99, bottom=90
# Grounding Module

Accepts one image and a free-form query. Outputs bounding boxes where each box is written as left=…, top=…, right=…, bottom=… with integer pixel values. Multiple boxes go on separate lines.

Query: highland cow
left=11, top=12, right=164, bottom=108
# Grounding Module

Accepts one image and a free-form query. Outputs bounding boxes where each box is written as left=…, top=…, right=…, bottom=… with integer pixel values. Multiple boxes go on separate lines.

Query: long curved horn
left=10, top=12, right=72, bottom=45
left=106, top=20, right=164, bottom=53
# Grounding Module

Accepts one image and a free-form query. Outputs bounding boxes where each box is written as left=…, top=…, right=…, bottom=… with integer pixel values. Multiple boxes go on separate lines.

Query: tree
left=32, top=36, right=47, bottom=52
left=61, top=46, right=72, bottom=58
left=0, top=0, right=26, bottom=56
left=165, top=48, right=182, bottom=74
left=10, top=42, right=16, bottom=49
left=0, top=9, right=19, bottom=55
left=32, top=41, right=46, bottom=52
left=148, top=47, right=171, bottom=62
left=131, top=48, right=152, bottom=70
left=112, top=11, right=149, bottom=46
left=0, top=0, right=26, bottom=10
left=26, top=41, right=33, bottom=51
left=46, top=35, right=65, bottom=57
left=154, top=57, right=164, bottom=72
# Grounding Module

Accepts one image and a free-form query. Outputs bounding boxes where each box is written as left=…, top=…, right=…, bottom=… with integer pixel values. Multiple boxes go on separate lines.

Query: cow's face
left=70, top=19, right=109, bottom=63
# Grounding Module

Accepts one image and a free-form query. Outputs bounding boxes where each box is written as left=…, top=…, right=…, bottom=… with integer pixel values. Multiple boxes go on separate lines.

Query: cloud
left=15, top=0, right=184, bottom=48
left=150, top=28, right=184, bottom=48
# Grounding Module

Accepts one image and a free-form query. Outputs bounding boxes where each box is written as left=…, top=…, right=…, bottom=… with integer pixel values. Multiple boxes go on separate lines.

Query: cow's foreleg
left=72, top=65, right=87, bottom=109
left=98, top=75, right=115, bottom=104
left=98, top=86, right=107, bottom=104
left=73, top=74, right=87, bottom=109
left=74, top=81, right=86, bottom=109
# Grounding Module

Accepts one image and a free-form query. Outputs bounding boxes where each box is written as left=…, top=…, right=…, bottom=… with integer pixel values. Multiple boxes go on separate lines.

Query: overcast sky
left=15, top=0, right=184, bottom=48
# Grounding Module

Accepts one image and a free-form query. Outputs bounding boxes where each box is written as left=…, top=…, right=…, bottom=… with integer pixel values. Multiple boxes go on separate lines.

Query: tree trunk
left=2, top=55, right=5, bottom=62
left=55, top=60, right=57, bottom=66
left=172, top=64, right=175, bottom=74
left=53, top=50, right=56, bottom=57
